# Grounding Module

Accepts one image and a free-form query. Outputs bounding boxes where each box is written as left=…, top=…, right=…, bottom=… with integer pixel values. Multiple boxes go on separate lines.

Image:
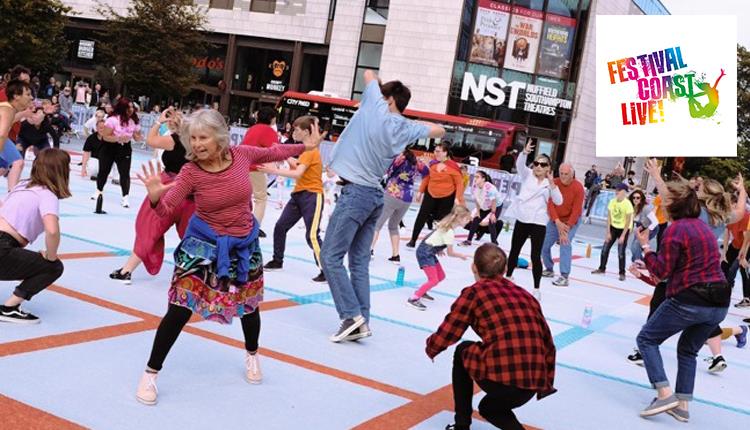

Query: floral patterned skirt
left=167, top=237, right=264, bottom=324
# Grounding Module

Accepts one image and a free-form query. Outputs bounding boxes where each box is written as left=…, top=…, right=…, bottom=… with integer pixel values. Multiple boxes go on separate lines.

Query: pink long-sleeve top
left=155, top=144, right=305, bottom=236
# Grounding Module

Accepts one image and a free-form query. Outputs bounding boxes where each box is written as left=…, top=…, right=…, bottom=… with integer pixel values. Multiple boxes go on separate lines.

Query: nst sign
left=460, top=72, right=573, bottom=116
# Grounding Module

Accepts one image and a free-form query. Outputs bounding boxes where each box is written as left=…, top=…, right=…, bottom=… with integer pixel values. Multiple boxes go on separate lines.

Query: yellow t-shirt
left=425, top=228, right=455, bottom=247
left=293, top=149, right=323, bottom=194
left=608, top=198, right=634, bottom=229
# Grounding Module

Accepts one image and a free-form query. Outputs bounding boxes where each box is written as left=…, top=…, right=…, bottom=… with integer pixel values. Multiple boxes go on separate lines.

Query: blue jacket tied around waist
left=180, top=214, right=260, bottom=283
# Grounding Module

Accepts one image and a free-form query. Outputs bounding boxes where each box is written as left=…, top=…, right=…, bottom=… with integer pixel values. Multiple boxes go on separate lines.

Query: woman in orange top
left=407, top=143, right=464, bottom=248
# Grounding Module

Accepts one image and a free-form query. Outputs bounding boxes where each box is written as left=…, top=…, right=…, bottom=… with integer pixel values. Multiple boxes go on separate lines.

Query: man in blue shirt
left=322, top=70, right=445, bottom=342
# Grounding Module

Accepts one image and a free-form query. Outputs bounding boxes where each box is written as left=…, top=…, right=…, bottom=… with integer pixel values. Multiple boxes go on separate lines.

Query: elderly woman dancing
left=134, top=109, right=323, bottom=405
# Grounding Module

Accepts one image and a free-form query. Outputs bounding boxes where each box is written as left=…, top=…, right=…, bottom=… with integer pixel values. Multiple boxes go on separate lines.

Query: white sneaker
left=244, top=352, right=262, bottom=384
left=533, top=289, right=542, bottom=302
left=121, top=195, right=130, bottom=208
left=135, top=371, right=158, bottom=405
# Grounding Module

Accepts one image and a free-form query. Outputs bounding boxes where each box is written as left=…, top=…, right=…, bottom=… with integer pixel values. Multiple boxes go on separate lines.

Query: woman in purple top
left=0, top=148, right=70, bottom=324
left=370, top=149, right=429, bottom=263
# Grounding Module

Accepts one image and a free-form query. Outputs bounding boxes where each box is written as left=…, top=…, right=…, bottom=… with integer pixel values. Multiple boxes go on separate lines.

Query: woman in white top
left=505, top=140, right=562, bottom=300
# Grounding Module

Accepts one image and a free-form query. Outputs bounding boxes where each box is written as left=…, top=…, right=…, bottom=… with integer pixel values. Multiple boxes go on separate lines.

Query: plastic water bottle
left=285, top=177, right=293, bottom=188
left=581, top=303, right=593, bottom=328
left=396, top=266, right=405, bottom=286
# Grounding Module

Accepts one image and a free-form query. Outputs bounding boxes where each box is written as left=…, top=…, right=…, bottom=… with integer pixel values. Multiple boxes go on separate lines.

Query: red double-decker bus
left=276, top=91, right=527, bottom=168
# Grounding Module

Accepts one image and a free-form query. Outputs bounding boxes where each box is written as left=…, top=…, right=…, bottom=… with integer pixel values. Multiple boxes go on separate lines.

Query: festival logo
left=596, top=16, right=737, bottom=157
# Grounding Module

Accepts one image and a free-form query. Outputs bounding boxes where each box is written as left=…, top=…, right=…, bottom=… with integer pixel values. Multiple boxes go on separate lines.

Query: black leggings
left=410, top=192, right=455, bottom=243
left=96, top=141, right=132, bottom=196
left=452, top=341, right=534, bottom=430
left=506, top=221, right=546, bottom=289
left=147, top=304, right=261, bottom=371
left=599, top=226, right=629, bottom=275
left=467, top=208, right=500, bottom=243
left=0, top=232, right=64, bottom=301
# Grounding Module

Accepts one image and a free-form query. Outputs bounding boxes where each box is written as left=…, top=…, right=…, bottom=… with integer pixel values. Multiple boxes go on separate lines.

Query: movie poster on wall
left=469, top=0, right=511, bottom=67
left=503, top=6, right=544, bottom=74
left=537, top=14, right=576, bottom=79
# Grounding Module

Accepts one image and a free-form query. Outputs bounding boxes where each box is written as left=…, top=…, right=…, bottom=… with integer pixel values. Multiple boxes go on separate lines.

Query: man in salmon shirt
left=240, top=106, right=280, bottom=237
left=540, top=163, right=584, bottom=287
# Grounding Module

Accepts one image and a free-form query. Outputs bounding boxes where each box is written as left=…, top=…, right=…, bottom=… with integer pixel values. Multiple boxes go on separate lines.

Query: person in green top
left=592, top=183, right=634, bottom=281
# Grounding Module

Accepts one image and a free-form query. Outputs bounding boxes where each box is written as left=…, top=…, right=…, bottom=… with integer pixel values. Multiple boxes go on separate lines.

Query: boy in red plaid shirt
left=426, top=243, right=556, bottom=430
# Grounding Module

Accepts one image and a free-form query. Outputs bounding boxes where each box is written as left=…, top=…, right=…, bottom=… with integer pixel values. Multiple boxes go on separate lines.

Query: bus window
left=449, top=131, right=503, bottom=162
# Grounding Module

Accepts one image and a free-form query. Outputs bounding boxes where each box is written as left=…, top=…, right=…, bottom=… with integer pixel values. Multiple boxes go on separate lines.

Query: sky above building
left=660, top=0, right=749, bottom=48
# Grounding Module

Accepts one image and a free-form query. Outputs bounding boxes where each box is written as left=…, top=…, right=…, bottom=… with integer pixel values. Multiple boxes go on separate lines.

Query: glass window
left=209, top=0, right=233, bottom=9
left=357, top=43, right=383, bottom=68
left=251, top=0, right=276, bottom=13
left=513, top=0, right=544, bottom=11
left=192, top=44, right=227, bottom=87
left=546, top=0, right=579, bottom=17
left=233, top=46, right=292, bottom=93
left=352, top=66, right=369, bottom=94
left=364, top=0, right=389, bottom=25
left=299, top=54, right=328, bottom=93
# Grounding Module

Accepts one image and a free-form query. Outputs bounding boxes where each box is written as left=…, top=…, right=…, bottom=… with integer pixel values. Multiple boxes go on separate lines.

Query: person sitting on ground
left=461, top=170, right=500, bottom=247
left=426, top=243, right=557, bottom=430
left=0, top=148, right=70, bottom=324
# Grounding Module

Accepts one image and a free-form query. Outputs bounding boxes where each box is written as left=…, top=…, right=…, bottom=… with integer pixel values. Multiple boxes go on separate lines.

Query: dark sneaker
left=405, top=241, right=416, bottom=249
left=445, top=424, right=469, bottom=430
left=541, top=270, right=554, bottom=278
left=388, top=255, right=400, bottom=264
left=745, top=317, right=750, bottom=324
left=458, top=240, right=472, bottom=247
left=370, top=250, right=374, bottom=260
left=329, top=316, right=365, bottom=342
left=111, top=178, right=120, bottom=185
left=706, top=355, right=727, bottom=373
left=666, top=408, right=690, bottom=423
left=591, top=268, right=605, bottom=275
left=312, top=272, right=327, bottom=283
left=109, top=268, right=132, bottom=285
left=422, top=292, right=435, bottom=301
left=619, top=274, right=626, bottom=281
left=0, top=305, right=40, bottom=324
left=407, top=297, right=427, bottom=310
left=258, top=229, right=267, bottom=238
left=343, top=323, right=372, bottom=342
left=627, top=349, right=644, bottom=366
left=734, top=298, right=750, bottom=308
left=735, top=326, right=748, bottom=348
left=639, top=395, right=679, bottom=417
left=263, top=259, right=283, bottom=271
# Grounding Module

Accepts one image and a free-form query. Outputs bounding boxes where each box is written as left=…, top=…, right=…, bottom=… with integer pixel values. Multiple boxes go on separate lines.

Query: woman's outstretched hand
left=136, top=160, right=174, bottom=204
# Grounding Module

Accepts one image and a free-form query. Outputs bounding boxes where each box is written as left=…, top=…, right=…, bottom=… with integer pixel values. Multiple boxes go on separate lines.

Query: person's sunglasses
left=533, top=161, right=549, bottom=167
left=633, top=197, right=642, bottom=200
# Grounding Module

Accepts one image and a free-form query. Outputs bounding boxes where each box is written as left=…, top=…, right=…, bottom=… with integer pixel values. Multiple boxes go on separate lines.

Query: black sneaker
left=0, top=305, right=40, bottom=324
left=263, top=259, right=283, bottom=271
left=109, top=268, right=132, bottom=285
left=707, top=355, right=727, bottom=373
left=312, top=272, right=327, bottom=283
left=388, top=255, right=400, bottom=264
left=329, top=316, right=365, bottom=342
left=422, top=292, right=435, bottom=301
left=405, top=241, right=416, bottom=249
left=111, top=178, right=120, bottom=185
left=407, top=297, right=427, bottom=310
left=259, top=229, right=267, bottom=238
left=627, top=348, right=644, bottom=366
left=445, top=424, right=469, bottom=430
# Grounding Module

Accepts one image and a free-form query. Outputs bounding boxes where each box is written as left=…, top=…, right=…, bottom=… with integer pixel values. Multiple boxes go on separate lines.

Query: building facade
left=59, top=0, right=668, bottom=175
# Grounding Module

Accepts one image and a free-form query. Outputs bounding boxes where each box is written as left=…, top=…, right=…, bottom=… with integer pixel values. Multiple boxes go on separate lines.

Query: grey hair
left=180, top=109, right=230, bottom=161
left=559, top=163, right=575, bottom=175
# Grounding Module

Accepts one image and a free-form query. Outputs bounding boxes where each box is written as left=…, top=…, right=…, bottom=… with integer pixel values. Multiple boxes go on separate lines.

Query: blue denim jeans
left=636, top=298, right=728, bottom=400
left=541, top=218, right=581, bottom=277
left=320, top=183, right=384, bottom=322
left=630, top=225, right=658, bottom=262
